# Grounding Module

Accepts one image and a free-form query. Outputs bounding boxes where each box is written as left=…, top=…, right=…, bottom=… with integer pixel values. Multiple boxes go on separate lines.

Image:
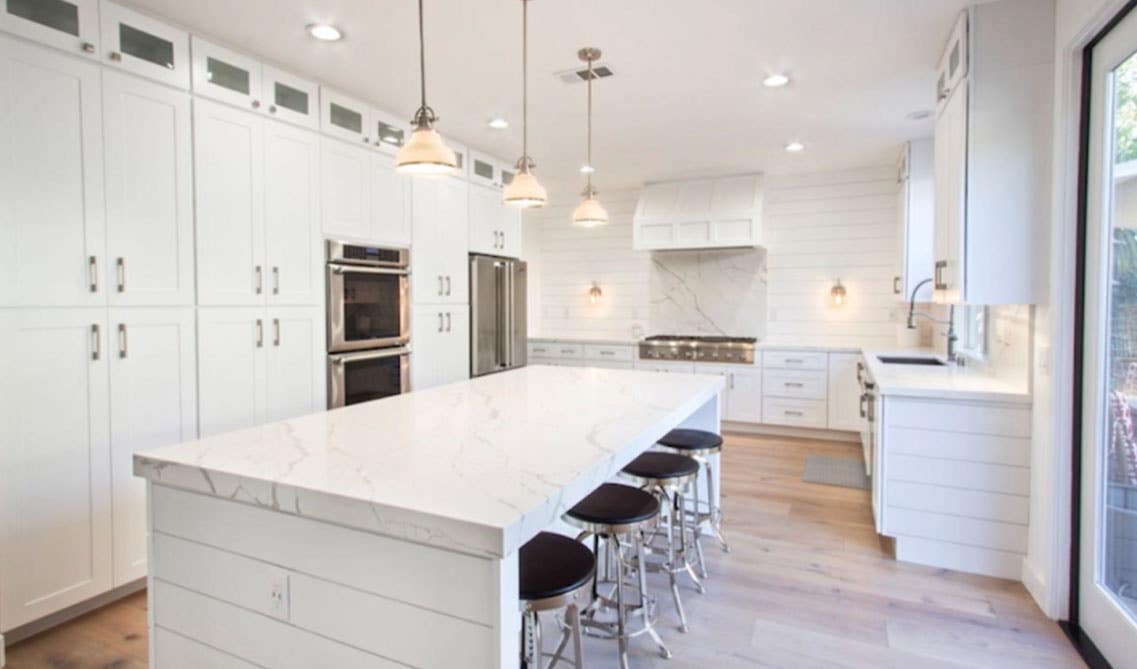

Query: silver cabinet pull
left=81, top=42, right=96, bottom=54
left=116, top=257, right=125, bottom=293
left=109, top=51, right=122, bottom=62
left=273, top=318, right=280, bottom=346
left=255, top=319, right=264, bottom=347
left=269, top=105, right=277, bottom=114
left=118, top=323, right=127, bottom=358
left=730, top=373, right=735, bottom=389
left=91, top=324, right=100, bottom=360
left=251, top=100, right=261, bottom=109
left=255, top=265, right=263, bottom=294
left=934, top=260, right=948, bottom=290
left=785, top=358, right=804, bottom=364
left=437, top=312, right=444, bottom=332
left=784, top=382, right=804, bottom=388
left=362, top=136, right=370, bottom=144
left=859, top=393, right=868, bottom=419
left=272, top=266, right=280, bottom=295
left=893, top=276, right=902, bottom=294
left=89, top=256, right=98, bottom=292
left=445, top=275, right=452, bottom=296
left=438, top=275, right=444, bottom=296
left=445, top=312, right=452, bottom=332
left=599, top=350, right=614, bottom=356
left=785, top=410, right=803, bottom=417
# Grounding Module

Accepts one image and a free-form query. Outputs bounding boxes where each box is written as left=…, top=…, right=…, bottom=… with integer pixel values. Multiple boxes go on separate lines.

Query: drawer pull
left=561, top=349, right=576, bottom=355
left=533, top=348, right=547, bottom=353
left=785, top=358, right=804, bottom=364
left=784, top=382, right=804, bottom=388
left=599, top=350, right=615, bottom=356
left=784, top=410, right=803, bottom=417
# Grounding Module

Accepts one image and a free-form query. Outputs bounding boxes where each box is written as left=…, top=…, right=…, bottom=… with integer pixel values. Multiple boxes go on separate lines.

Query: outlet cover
left=268, top=573, right=290, bottom=620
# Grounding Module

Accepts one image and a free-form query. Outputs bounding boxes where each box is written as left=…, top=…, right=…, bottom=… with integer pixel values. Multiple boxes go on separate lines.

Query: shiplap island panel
left=135, top=365, right=723, bottom=667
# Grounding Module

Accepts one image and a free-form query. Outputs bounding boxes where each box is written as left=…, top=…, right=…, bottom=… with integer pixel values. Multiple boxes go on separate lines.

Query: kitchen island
left=134, top=365, right=724, bottom=668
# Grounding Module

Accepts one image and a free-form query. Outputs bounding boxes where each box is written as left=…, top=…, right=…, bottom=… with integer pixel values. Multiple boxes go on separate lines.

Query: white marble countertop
left=134, top=366, right=724, bottom=559
left=862, top=349, right=1031, bottom=404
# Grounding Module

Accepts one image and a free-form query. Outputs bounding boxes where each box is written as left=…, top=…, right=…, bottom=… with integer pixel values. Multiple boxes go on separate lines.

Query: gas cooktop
left=639, top=335, right=757, bottom=364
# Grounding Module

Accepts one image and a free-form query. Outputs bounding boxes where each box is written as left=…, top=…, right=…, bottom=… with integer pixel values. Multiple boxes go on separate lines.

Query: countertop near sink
left=863, top=348, right=1031, bottom=405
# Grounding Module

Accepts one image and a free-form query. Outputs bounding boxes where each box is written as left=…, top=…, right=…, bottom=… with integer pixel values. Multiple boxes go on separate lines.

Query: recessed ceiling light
left=488, top=117, right=509, bottom=130
left=306, top=24, right=342, bottom=42
left=906, top=109, right=933, bottom=121
left=580, top=164, right=595, bottom=174
left=784, top=141, right=805, bottom=153
left=762, top=73, right=790, bottom=88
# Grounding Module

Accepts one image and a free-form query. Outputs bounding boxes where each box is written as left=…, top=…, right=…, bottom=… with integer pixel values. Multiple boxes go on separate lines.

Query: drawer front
left=584, top=344, right=634, bottom=362
left=763, top=369, right=827, bottom=400
left=763, top=350, right=827, bottom=370
left=762, top=397, right=827, bottom=428
left=527, top=342, right=555, bottom=359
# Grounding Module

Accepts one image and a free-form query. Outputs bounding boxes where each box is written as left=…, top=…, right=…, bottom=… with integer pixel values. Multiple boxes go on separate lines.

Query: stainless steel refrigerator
left=470, top=254, right=527, bottom=377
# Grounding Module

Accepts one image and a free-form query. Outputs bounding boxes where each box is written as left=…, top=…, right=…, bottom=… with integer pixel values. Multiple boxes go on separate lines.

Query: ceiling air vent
left=555, top=63, right=614, bottom=84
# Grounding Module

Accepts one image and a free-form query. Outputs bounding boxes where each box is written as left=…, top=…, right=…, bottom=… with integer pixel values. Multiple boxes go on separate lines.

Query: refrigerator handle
left=495, top=262, right=506, bottom=369
left=504, top=262, right=514, bottom=369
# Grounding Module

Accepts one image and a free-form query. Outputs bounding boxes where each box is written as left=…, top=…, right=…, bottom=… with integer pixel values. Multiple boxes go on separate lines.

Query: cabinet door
left=440, top=306, right=470, bottom=385
left=0, top=309, right=111, bottom=629
left=103, top=71, right=194, bottom=306
left=895, top=146, right=910, bottom=299
left=319, top=87, right=372, bottom=145
left=499, top=205, right=523, bottom=258
left=0, top=0, right=99, bottom=58
left=371, top=152, right=411, bottom=246
left=371, top=106, right=406, bottom=155
left=827, top=353, right=865, bottom=432
left=725, top=369, right=763, bottom=423
left=0, top=36, right=105, bottom=307
left=262, top=65, right=318, bottom=130
left=469, top=150, right=500, bottom=188
left=321, top=137, right=371, bottom=241
left=265, top=306, right=324, bottom=422
left=99, top=1, right=189, bottom=89
left=933, top=82, right=967, bottom=303
left=410, top=306, right=441, bottom=390
left=191, top=36, right=262, bottom=112
left=197, top=307, right=266, bottom=436
left=264, top=120, right=320, bottom=306
left=468, top=184, right=501, bottom=255
left=412, top=178, right=469, bottom=304
left=107, top=307, right=196, bottom=585
left=194, top=99, right=266, bottom=305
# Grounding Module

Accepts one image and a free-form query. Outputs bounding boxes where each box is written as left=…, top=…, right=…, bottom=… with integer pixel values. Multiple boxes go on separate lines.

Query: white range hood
left=632, top=174, right=763, bottom=250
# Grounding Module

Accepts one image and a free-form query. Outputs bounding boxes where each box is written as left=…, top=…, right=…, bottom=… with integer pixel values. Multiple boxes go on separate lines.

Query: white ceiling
left=126, top=0, right=970, bottom=196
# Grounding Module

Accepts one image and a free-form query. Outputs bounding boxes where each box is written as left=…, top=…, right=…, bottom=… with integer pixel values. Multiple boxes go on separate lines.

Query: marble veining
left=135, top=366, right=724, bottom=558
left=649, top=248, right=767, bottom=337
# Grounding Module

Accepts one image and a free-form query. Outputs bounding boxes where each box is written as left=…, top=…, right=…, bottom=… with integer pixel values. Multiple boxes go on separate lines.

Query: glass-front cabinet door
left=0, top=0, right=98, bottom=57
left=191, top=36, right=262, bottom=111
left=469, top=150, right=500, bottom=189
left=319, top=87, right=372, bottom=145
left=262, top=65, right=318, bottom=131
left=442, top=135, right=468, bottom=181
left=371, top=107, right=405, bottom=155
left=100, top=1, right=189, bottom=90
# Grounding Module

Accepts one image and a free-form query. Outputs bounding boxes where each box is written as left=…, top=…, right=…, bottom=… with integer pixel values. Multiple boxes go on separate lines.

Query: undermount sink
left=876, top=355, right=947, bottom=366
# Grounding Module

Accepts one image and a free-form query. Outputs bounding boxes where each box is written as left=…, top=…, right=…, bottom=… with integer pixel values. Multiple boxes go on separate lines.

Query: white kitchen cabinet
left=320, top=138, right=410, bottom=247
left=411, top=305, right=469, bottom=390
left=107, top=307, right=196, bottom=585
left=469, top=150, right=502, bottom=189
left=261, top=64, right=319, bottom=130
left=320, top=87, right=372, bottom=146
left=0, top=309, right=112, bottom=630
left=634, top=360, right=696, bottom=374
left=194, top=98, right=265, bottom=305
left=264, top=306, right=324, bottom=423
left=695, top=363, right=763, bottom=423
left=444, top=136, right=470, bottom=181
left=370, top=152, right=411, bottom=247
left=103, top=70, right=194, bottom=306
left=930, top=0, right=1052, bottom=305
left=0, top=0, right=99, bottom=58
left=370, top=106, right=406, bottom=155
left=0, top=35, right=105, bottom=308
left=827, top=353, right=865, bottom=432
left=412, top=177, right=469, bottom=305
left=264, top=119, right=321, bottom=306
left=894, top=139, right=934, bottom=302
left=633, top=175, right=763, bottom=250
left=191, top=36, right=263, bottom=112
left=762, top=349, right=828, bottom=429
left=469, top=184, right=522, bottom=257
left=99, top=1, right=189, bottom=89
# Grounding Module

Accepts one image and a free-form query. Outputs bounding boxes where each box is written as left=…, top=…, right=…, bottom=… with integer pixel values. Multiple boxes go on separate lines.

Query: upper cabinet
left=469, top=184, right=521, bottom=258
left=469, top=150, right=503, bottom=189
left=0, top=0, right=99, bottom=59
left=894, top=139, right=934, bottom=302
left=320, top=87, right=372, bottom=145
left=193, top=37, right=318, bottom=130
left=99, top=1, right=189, bottom=90
left=634, top=175, right=763, bottom=250
left=320, top=137, right=411, bottom=247
left=931, top=0, right=1053, bottom=305
left=262, top=64, right=319, bottom=130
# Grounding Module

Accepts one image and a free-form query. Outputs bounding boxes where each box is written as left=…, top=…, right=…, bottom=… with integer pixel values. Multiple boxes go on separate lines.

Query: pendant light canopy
left=572, top=47, right=608, bottom=227
left=396, top=0, right=457, bottom=176
left=502, top=0, right=547, bottom=208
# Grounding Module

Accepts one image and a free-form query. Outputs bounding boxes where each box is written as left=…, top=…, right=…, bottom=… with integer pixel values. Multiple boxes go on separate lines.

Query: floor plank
left=3, top=432, right=1083, bottom=668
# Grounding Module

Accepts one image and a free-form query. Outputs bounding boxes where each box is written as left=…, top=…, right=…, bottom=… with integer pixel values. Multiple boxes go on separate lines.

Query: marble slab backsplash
left=649, top=248, right=768, bottom=337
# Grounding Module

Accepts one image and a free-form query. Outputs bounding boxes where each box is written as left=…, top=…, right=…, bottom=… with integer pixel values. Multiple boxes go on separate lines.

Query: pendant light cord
left=521, top=0, right=529, bottom=165
left=586, top=55, right=593, bottom=191
left=418, top=0, right=427, bottom=112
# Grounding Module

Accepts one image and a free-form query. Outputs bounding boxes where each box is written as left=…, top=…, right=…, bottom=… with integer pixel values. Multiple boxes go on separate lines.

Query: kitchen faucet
left=905, top=278, right=960, bottom=364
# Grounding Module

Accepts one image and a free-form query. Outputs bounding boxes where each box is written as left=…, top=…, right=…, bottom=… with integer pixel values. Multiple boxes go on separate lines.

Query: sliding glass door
left=1082, top=7, right=1137, bottom=665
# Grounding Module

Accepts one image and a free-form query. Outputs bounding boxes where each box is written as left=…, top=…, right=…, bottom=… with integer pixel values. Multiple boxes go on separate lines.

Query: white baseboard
left=2, top=579, right=145, bottom=645
left=723, top=421, right=860, bottom=444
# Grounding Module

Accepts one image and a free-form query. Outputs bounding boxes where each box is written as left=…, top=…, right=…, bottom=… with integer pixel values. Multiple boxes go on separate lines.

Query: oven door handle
left=330, top=264, right=409, bottom=276
left=330, top=347, right=412, bottom=365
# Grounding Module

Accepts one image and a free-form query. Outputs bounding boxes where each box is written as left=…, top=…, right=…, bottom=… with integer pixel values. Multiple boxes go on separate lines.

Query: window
left=953, top=304, right=987, bottom=359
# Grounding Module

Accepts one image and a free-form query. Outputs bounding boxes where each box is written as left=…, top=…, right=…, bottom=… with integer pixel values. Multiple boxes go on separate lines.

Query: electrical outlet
left=268, top=573, right=289, bottom=620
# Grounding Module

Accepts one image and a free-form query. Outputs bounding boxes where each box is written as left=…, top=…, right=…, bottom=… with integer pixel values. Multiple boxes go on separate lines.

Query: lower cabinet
left=198, top=306, right=323, bottom=437
left=827, top=353, right=866, bottom=432
left=410, top=305, right=469, bottom=390
left=0, top=307, right=196, bottom=631
left=694, top=363, right=762, bottom=423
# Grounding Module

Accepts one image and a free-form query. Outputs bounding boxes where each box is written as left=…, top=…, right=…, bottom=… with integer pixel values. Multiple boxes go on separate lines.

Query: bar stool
left=621, top=452, right=703, bottom=633
left=564, top=483, right=671, bottom=669
left=656, top=428, right=730, bottom=577
left=520, top=531, right=595, bottom=669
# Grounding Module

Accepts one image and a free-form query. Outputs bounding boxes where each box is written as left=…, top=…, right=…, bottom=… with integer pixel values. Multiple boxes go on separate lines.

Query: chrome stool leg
left=703, top=455, right=731, bottom=553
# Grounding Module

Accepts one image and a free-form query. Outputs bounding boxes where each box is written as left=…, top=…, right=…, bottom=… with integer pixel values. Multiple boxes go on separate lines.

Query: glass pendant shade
left=502, top=169, right=547, bottom=208
left=572, top=196, right=608, bottom=227
left=395, top=125, right=456, bottom=175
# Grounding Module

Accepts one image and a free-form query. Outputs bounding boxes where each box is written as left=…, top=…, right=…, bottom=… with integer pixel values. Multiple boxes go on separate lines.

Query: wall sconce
left=588, top=282, right=603, bottom=304
left=830, top=279, right=847, bottom=306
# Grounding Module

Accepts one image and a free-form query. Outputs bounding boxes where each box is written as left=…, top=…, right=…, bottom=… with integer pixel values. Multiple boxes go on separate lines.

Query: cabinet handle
left=91, top=324, right=100, bottom=361
left=255, top=265, right=263, bottom=294
left=859, top=392, right=867, bottom=419
left=272, top=266, right=280, bottom=295
left=438, top=313, right=444, bottom=332
left=445, top=275, right=452, bottom=296
left=269, top=105, right=277, bottom=114
left=118, top=323, right=127, bottom=359
left=251, top=100, right=261, bottom=109
left=784, top=382, right=804, bottom=388
left=729, top=373, right=735, bottom=390
left=81, top=42, right=95, bottom=54
left=438, top=275, right=444, bottom=296
left=934, top=260, right=947, bottom=290
left=255, top=319, right=264, bottom=348
left=362, top=136, right=370, bottom=144
left=599, top=350, right=614, bottom=356
left=109, top=51, right=122, bottom=62
left=561, top=349, right=576, bottom=355
left=785, top=358, right=804, bottom=364
left=446, top=312, right=452, bottom=332
left=533, top=348, right=547, bottom=353
left=116, top=257, right=125, bottom=293
left=893, top=276, right=902, bottom=294
left=856, top=361, right=865, bottom=385
left=88, top=256, right=98, bottom=293
left=784, top=410, right=803, bottom=417
left=273, top=318, right=280, bottom=346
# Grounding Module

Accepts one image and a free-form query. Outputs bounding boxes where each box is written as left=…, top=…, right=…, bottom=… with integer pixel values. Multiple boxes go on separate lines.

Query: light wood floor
left=4, top=433, right=1083, bottom=668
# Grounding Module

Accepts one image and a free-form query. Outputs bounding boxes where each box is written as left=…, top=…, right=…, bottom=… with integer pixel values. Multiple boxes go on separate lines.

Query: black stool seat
left=519, top=532, right=596, bottom=601
left=623, top=452, right=699, bottom=480
left=657, top=428, right=723, bottom=452
left=567, top=483, right=659, bottom=526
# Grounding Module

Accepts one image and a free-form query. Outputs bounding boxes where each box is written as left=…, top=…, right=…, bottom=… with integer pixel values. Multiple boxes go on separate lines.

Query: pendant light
left=572, top=47, right=608, bottom=227
left=395, top=0, right=457, bottom=176
left=502, top=0, right=548, bottom=208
